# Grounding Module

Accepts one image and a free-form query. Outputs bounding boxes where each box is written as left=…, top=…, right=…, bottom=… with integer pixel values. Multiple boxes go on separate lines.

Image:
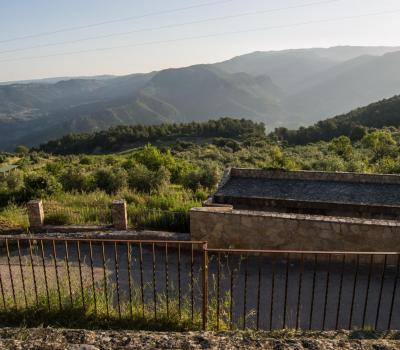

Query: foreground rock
left=0, top=328, right=399, bottom=349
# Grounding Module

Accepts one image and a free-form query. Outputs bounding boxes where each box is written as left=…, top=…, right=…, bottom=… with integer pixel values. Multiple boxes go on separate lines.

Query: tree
left=128, top=164, right=170, bottom=193
left=94, top=168, right=126, bottom=194
left=15, top=145, right=29, bottom=155
left=361, top=130, right=397, bottom=158
left=24, top=173, right=61, bottom=199
left=329, top=136, right=353, bottom=159
left=60, top=168, right=93, bottom=192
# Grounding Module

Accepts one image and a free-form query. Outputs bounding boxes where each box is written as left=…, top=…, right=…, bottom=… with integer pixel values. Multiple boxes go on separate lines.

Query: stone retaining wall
left=190, top=207, right=400, bottom=251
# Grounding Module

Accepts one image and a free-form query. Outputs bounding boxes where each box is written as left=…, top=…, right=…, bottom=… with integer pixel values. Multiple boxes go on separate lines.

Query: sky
left=0, top=0, right=399, bottom=82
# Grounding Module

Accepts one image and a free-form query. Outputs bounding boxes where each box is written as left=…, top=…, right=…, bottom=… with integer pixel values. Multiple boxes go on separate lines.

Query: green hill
left=273, top=95, right=400, bottom=144
left=38, top=118, right=266, bottom=154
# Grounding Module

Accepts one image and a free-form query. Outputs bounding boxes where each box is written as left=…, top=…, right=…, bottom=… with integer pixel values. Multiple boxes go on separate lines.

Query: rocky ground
left=0, top=328, right=400, bottom=349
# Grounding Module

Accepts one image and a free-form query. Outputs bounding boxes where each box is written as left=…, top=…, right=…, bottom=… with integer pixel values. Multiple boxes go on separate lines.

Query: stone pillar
left=112, top=199, right=128, bottom=230
left=27, top=200, right=44, bottom=228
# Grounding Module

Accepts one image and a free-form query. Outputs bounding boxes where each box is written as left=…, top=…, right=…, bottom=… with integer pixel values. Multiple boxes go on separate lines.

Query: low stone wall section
left=190, top=207, right=400, bottom=251
left=230, top=168, right=400, bottom=184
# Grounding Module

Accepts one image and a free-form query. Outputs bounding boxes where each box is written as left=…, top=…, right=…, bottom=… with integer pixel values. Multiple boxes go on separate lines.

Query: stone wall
left=190, top=207, right=400, bottom=251
left=230, top=168, right=400, bottom=184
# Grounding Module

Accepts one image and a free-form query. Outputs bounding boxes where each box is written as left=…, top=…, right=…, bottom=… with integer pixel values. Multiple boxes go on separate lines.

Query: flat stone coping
left=215, top=176, right=400, bottom=208
left=191, top=207, right=400, bottom=227
left=0, top=229, right=190, bottom=241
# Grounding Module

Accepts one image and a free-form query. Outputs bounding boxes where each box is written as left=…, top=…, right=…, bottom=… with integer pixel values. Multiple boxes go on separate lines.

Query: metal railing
left=0, top=236, right=398, bottom=331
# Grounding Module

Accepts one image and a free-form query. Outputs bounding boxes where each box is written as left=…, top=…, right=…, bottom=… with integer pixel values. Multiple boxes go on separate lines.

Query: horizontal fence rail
left=0, top=236, right=398, bottom=331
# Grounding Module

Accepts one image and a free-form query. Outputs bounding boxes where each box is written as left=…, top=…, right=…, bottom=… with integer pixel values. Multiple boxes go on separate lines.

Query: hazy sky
left=0, top=0, right=399, bottom=82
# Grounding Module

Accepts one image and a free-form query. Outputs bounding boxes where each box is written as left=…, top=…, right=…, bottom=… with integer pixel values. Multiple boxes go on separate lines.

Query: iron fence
left=0, top=237, right=399, bottom=331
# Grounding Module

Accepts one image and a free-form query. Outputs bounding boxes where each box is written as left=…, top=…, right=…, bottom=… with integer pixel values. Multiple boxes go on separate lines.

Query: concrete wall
left=190, top=207, right=400, bottom=251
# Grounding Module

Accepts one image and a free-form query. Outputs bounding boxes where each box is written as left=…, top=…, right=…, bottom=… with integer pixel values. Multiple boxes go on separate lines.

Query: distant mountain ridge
left=1, top=45, right=400, bottom=150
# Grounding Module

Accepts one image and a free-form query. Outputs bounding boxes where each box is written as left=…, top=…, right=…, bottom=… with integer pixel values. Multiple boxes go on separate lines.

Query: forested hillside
left=273, top=95, right=400, bottom=144
left=38, top=118, right=266, bottom=154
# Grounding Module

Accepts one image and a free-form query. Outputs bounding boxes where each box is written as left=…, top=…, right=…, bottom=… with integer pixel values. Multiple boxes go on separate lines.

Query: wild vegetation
left=1, top=117, right=400, bottom=231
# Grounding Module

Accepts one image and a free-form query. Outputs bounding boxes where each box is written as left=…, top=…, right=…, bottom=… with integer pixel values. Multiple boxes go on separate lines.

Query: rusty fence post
left=202, top=241, right=209, bottom=330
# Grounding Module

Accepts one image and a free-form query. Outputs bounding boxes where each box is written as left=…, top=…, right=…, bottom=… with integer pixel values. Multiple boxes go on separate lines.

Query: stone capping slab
left=0, top=230, right=190, bottom=241
left=229, top=167, right=400, bottom=185
left=190, top=207, right=400, bottom=227
left=215, top=194, right=400, bottom=210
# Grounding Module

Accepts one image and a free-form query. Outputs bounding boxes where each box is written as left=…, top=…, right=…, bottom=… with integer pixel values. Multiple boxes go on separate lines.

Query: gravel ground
left=0, top=328, right=400, bottom=349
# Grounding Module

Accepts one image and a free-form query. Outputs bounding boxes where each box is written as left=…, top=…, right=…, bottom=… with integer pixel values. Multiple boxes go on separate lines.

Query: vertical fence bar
left=309, top=254, right=317, bottom=330
left=243, top=254, right=248, bottom=330
left=229, top=254, right=234, bottom=330
left=202, top=242, right=208, bottom=331
left=152, top=242, right=157, bottom=320
left=362, top=254, right=374, bottom=329
left=76, top=241, right=85, bottom=310
left=5, top=239, right=16, bottom=308
left=0, top=269, right=6, bottom=310
left=335, top=255, right=346, bottom=330
left=165, top=243, right=169, bottom=319
left=89, top=241, right=97, bottom=315
left=101, top=241, right=109, bottom=318
left=348, top=255, right=360, bottom=330
left=388, top=254, right=400, bottom=329
left=322, top=254, right=331, bottom=330
left=127, top=242, right=133, bottom=319
left=40, top=240, right=50, bottom=310
left=216, top=252, right=221, bottom=331
left=114, top=241, right=121, bottom=319
left=28, top=239, right=38, bottom=306
left=52, top=240, right=62, bottom=311
left=64, top=241, right=73, bottom=307
left=178, top=243, right=182, bottom=319
left=190, top=243, right=194, bottom=323
left=139, top=242, right=145, bottom=319
left=283, top=253, right=290, bottom=329
left=256, top=259, right=261, bottom=331
left=269, top=254, right=276, bottom=331
left=16, top=240, right=28, bottom=308
left=296, top=253, right=304, bottom=330
left=375, top=254, right=387, bottom=330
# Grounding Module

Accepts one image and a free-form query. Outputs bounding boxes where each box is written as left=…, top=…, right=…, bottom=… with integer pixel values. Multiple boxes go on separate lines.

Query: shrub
left=182, top=164, right=220, bottom=192
left=60, top=168, right=94, bottom=192
left=94, top=168, right=127, bottom=194
left=133, top=144, right=176, bottom=172
left=15, top=145, right=29, bottom=155
left=128, top=165, right=170, bottom=194
left=23, top=173, right=61, bottom=199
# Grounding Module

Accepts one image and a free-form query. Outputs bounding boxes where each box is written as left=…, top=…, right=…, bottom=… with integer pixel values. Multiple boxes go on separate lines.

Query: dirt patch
left=0, top=328, right=399, bottom=349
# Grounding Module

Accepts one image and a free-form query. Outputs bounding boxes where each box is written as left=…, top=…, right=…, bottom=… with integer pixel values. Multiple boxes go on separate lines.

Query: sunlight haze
left=1, top=0, right=399, bottom=82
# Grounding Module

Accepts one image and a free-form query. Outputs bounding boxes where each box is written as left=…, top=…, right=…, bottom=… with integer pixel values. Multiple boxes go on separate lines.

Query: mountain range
left=1, top=45, right=400, bottom=151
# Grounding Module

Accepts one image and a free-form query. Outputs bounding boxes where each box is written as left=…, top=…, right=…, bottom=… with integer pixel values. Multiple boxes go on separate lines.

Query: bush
left=133, top=144, right=176, bottom=172
left=182, top=164, right=220, bottom=192
left=94, top=168, right=127, bottom=194
left=60, top=168, right=94, bottom=193
left=23, top=173, right=61, bottom=199
left=128, top=165, right=170, bottom=193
